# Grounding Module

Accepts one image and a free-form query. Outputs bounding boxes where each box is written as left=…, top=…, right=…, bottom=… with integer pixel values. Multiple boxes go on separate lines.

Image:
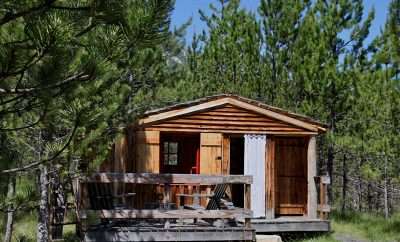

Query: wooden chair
left=177, top=184, right=231, bottom=210
left=87, top=183, right=136, bottom=210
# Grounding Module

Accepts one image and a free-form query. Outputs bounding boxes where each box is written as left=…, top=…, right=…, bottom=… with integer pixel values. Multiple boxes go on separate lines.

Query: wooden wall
left=95, top=101, right=320, bottom=215
left=99, top=136, right=128, bottom=172
left=143, top=104, right=312, bottom=135
left=265, top=137, right=276, bottom=218
left=135, top=130, right=160, bottom=173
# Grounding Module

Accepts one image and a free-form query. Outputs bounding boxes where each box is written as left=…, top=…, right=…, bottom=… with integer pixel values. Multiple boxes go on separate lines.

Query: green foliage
left=331, top=211, right=400, bottom=242
left=0, top=0, right=179, bottom=240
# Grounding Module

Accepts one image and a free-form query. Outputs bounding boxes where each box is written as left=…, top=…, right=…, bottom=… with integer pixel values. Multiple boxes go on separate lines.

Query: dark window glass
left=163, top=141, right=178, bottom=165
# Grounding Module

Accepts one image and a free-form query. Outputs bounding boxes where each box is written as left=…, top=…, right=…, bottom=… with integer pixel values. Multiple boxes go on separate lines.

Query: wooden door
left=275, top=137, right=307, bottom=215
left=200, top=133, right=222, bottom=174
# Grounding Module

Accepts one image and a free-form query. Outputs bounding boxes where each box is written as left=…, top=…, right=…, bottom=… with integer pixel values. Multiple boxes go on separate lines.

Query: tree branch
left=0, top=0, right=57, bottom=26
left=0, top=73, right=90, bottom=95
left=0, top=114, right=81, bottom=174
left=0, top=109, right=47, bottom=131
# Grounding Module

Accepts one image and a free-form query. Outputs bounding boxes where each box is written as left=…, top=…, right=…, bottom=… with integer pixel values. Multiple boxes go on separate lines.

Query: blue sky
left=171, top=0, right=391, bottom=45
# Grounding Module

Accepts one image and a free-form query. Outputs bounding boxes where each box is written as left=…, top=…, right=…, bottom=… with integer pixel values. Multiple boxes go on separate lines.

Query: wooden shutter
left=135, top=130, right=160, bottom=173
left=200, top=133, right=222, bottom=175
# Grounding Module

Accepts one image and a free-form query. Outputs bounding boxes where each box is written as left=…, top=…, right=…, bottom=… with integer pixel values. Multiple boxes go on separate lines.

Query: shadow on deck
left=77, top=173, right=255, bottom=242
left=252, top=217, right=330, bottom=233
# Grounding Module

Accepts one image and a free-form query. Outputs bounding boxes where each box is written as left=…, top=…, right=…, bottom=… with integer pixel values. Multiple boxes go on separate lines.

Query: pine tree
left=0, top=1, right=175, bottom=241
left=184, top=0, right=262, bottom=98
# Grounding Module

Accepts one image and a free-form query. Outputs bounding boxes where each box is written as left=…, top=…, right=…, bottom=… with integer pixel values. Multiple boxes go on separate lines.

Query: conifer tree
left=0, top=1, right=175, bottom=241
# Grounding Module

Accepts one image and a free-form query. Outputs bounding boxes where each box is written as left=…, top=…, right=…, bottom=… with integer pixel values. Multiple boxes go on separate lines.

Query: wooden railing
left=77, top=173, right=253, bottom=231
left=315, top=175, right=330, bottom=220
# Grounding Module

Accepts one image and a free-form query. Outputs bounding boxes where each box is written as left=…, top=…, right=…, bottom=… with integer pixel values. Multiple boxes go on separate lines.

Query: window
left=163, top=141, right=178, bottom=165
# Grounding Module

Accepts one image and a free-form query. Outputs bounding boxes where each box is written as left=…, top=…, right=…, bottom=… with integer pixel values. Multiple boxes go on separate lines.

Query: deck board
left=252, top=217, right=330, bottom=232
left=84, top=226, right=255, bottom=241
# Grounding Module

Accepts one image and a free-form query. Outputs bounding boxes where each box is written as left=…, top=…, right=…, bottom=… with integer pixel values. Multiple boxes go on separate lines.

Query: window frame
left=163, top=141, right=179, bottom=166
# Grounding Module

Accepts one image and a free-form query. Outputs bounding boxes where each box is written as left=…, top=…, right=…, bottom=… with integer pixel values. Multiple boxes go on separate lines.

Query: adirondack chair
left=87, top=183, right=136, bottom=210
left=176, top=184, right=238, bottom=227
left=177, top=183, right=234, bottom=210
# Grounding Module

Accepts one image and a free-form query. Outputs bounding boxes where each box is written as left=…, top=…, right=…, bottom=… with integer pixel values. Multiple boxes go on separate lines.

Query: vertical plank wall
left=135, top=130, right=160, bottom=173
left=135, top=130, right=160, bottom=208
left=222, top=135, right=230, bottom=175
left=200, top=133, right=223, bottom=174
left=265, top=136, right=276, bottom=219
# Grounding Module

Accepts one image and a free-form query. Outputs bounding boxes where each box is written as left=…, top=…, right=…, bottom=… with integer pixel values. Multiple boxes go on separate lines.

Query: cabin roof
left=137, top=94, right=327, bottom=133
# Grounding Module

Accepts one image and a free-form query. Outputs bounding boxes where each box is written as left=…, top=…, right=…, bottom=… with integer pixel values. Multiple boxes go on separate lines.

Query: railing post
left=163, top=183, right=171, bottom=206
left=319, top=175, right=330, bottom=220
left=307, top=136, right=318, bottom=219
left=244, top=183, right=251, bottom=228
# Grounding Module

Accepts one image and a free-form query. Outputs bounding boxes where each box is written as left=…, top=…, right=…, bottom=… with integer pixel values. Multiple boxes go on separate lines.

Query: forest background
left=1, top=0, right=399, bottom=241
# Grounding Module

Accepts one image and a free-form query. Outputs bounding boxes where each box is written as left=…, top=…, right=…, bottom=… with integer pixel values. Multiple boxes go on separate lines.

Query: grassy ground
left=1, top=211, right=399, bottom=241
left=0, top=212, right=77, bottom=242
left=294, top=212, right=400, bottom=242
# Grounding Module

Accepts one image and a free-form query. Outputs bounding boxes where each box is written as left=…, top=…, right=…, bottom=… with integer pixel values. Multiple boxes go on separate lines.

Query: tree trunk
left=37, top=164, right=49, bottom=242
left=357, top=157, right=363, bottom=212
left=4, top=175, right=16, bottom=242
left=384, top=156, right=389, bottom=219
left=367, top=182, right=373, bottom=212
left=327, top=143, right=334, bottom=203
left=50, top=170, right=66, bottom=240
left=341, top=154, right=347, bottom=214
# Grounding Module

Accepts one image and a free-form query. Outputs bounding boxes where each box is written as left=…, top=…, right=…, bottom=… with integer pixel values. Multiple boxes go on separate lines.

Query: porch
left=76, top=173, right=255, bottom=242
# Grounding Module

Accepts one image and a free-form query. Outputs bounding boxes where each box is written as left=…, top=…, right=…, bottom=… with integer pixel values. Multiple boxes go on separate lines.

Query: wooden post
left=320, top=181, right=325, bottom=219
left=244, top=184, right=251, bottom=228
left=163, top=184, right=171, bottom=206
left=265, top=137, right=275, bottom=219
left=318, top=175, right=330, bottom=220
left=307, top=136, right=318, bottom=219
left=79, top=182, right=88, bottom=235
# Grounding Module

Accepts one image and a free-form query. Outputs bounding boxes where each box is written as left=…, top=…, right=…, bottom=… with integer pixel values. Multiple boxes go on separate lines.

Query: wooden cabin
left=77, top=94, right=330, bottom=242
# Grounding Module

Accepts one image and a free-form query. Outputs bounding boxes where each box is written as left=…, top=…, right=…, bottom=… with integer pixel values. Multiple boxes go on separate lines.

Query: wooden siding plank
left=226, top=99, right=318, bottom=131
left=145, top=127, right=318, bottom=135
left=137, top=97, right=325, bottom=132
left=138, top=98, right=231, bottom=125
left=141, top=103, right=316, bottom=134
left=198, top=111, right=262, bottom=117
left=185, top=114, right=278, bottom=122
left=151, top=123, right=305, bottom=132
left=163, top=118, right=297, bottom=127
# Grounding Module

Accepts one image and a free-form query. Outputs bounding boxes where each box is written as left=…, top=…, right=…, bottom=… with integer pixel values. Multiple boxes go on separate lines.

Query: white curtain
left=244, top=134, right=266, bottom=218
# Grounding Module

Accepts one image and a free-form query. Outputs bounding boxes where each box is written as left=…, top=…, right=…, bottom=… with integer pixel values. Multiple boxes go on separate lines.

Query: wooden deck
left=74, top=173, right=330, bottom=242
left=84, top=225, right=255, bottom=242
left=77, top=173, right=254, bottom=242
left=252, top=217, right=330, bottom=233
